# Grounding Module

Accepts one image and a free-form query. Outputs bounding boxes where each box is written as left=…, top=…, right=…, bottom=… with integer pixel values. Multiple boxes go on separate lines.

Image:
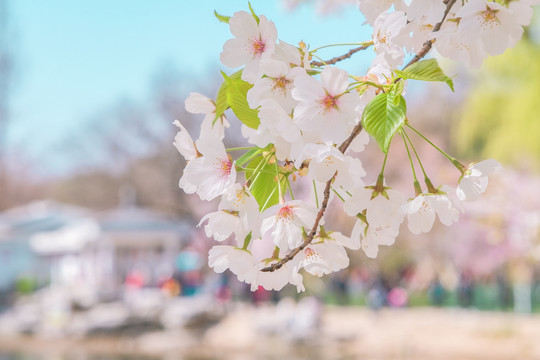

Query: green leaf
left=236, top=148, right=261, bottom=167
left=248, top=2, right=260, bottom=24
left=214, top=10, right=230, bottom=24
left=395, top=59, right=454, bottom=91
left=222, top=71, right=260, bottom=129
left=214, top=70, right=261, bottom=129
left=214, top=77, right=229, bottom=125
left=393, top=78, right=405, bottom=99
left=361, top=91, right=407, bottom=153
left=245, top=156, right=284, bottom=211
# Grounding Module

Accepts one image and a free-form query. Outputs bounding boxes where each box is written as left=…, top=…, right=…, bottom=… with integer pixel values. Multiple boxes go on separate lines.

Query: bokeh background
left=0, top=1, right=539, bottom=359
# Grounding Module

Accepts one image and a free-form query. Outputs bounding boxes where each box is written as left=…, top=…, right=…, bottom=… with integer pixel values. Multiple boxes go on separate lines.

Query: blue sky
left=8, top=0, right=372, bottom=175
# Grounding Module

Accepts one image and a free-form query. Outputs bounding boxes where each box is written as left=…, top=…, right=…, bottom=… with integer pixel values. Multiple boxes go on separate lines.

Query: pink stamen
left=251, top=39, right=266, bottom=55
left=272, top=76, right=290, bottom=94
left=319, top=94, right=338, bottom=112
left=278, top=205, right=295, bottom=221
left=218, top=159, right=233, bottom=176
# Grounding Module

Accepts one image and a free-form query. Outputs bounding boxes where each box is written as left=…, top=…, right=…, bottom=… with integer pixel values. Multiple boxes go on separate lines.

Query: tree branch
left=403, top=0, right=457, bottom=69
left=311, top=44, right=372, bottom=67
left=261, top=122, right=363, bottom=272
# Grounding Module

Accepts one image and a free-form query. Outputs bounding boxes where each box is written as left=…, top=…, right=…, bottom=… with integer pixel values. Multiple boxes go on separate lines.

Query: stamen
left=217, top=158, right=232, bottom=176
left=272, top=76, right=290, bottom=95
left=278, top=205, right=295, bottom=222
left=319, top=94, right=338, bottom=112
left=251, top=39, right=265, bottom=55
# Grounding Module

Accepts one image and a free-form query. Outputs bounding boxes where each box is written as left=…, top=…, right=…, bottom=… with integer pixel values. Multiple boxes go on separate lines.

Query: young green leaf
left=395, top=58, right=454, bottom=91
left=214, top=10, right=230, bottom=24
left=245, top=156, right=285, bottom=211
left=248, top=2, right=260, bottom=24
left=361, top=91, right=407, bottom=153
left=214, top=70, right=261, bottom=129
left=236, top=148, right=262, bottom=167
left=222, top=71, right=261, bottom=129
left=214, top=74, right=229, bottom=124
left=393, top=78, right=405, bottom=99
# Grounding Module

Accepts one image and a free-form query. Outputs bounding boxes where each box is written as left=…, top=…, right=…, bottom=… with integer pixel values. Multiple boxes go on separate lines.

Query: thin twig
left=311, top=44, right=372, bottom=67
left=261, top=122, right=363, bottom=272
left=403, top=0, right=457, bottom=69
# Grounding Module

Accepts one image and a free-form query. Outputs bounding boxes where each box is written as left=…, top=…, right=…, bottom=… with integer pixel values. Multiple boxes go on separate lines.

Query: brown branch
left=403, top=0, right=457, bottom=70
left=311, top=44, right=372, bottom=67
left=261, top=122, right=363, bottom=272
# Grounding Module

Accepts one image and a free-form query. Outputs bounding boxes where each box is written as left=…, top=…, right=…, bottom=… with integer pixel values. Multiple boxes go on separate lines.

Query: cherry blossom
left=172, top=120, right=198, bottom=161
left=405, top=186, right=461, bottom=235
left=301, top=241, right=349, bottom=276
left=358, top=0, right=406, bottom=25
left=220, top=11, right=278, bottom=83
left=180, top=133, right=236, bottom=201
left=261, top=200, right=318, bottom=251
left=433, top=22, right=486, bottom=68
left=208, top=245, right=258, bottom=284
left=457, top=159, right=503, bottom=201
left=175, top=2, right=528, bottom=292
left=373, top=11, right=407, bottom=67
left=247, top=60, right=304, bottom=112
left=303, top=143, right=347, bottom=183
left=185, top=93, right=230, bottom=140
left=292, top=66, right=361, bottom=144
left=456, top=0, right=523, bottom=56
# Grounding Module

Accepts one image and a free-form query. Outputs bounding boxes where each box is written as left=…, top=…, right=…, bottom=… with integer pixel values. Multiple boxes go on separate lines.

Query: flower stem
left=226, top=146, right=256, bottom=152
left=332, top=188, right=346, bottom=202
left=274, top=158, right=284, bottom=204
left=402, top=128, right=438, bottom=193
left=400, top=130, right=418, bottom=182
left=313, top=180, right=319, bottom=209
left=400, top=130, right=422, bottom=196
left=241, top=232, right=252, bottom=251
left=286, top=176, right=295, bottom=201
left=406, top=123, right=467, bottom=174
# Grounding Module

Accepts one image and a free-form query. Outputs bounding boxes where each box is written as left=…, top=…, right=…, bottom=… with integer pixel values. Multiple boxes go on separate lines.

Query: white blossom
left=457, top=159, right=502, bottom=201
left=373, top=11, right=407, bottom=67
left=180, top=133, right=236, bottom=201
left=358, top=0, right=406, bottom=25
left=220, top=11, right=278, bottom=83
left=405, top=186, right=460, bottom=235
left=172, top=120, right=198, bottom=161
left=209, top=245, right=258, bottom=284
left=292, top=66, right=361, bottom=145
left=456, top=0, right=523, bottom=56
left=185, top=93, right=230, bottom=140
left=261, top=200, right=318, bottom=251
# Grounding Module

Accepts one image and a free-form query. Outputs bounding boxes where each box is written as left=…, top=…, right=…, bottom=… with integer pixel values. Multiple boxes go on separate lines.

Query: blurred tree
left=0, top=0, right=19, bottom=210
left=48, top=66, right=214, bottom=220
left=454, top=21, right=540, bottom=171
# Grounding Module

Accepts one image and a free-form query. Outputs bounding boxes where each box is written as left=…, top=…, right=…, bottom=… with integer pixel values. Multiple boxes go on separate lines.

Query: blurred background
left=0, top=1, right=539, bottom=359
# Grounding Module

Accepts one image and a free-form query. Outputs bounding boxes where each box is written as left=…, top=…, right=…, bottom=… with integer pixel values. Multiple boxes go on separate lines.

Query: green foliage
left=245, top=155, right=286, bottom=211
left=248, top=2, right=260, bottom=24
left=214, top=10, right=230, bottom=24
left=215, top=70, right=261, bottom=129
left=236, top=148, right=262, bottom=167
left=361, top=91, right=407, bottom=153
left=454, top=41, right=540, bottom=170
left=395, top=59, right=454, bottom=91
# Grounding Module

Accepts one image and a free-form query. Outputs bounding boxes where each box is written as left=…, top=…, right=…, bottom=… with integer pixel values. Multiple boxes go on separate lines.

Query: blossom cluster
left=174, top=0, right=533, bottom=291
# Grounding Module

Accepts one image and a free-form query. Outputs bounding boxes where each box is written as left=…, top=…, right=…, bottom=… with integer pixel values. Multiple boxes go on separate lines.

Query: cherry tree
left=175, top=0, right=539, bottom=292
